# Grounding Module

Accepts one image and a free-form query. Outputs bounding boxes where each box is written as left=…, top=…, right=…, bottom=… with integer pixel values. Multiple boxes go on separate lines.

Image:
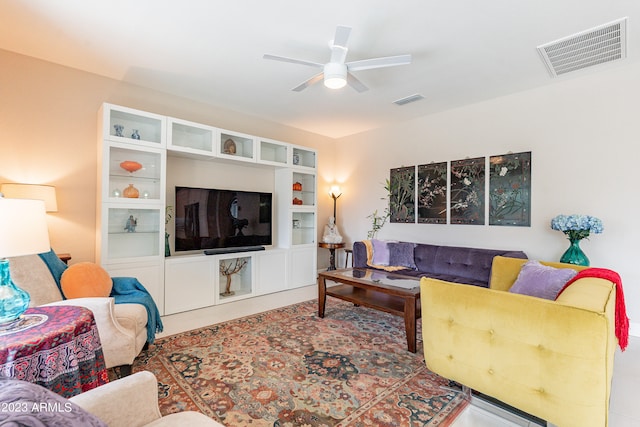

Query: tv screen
left=174, top=186, right=272, bottom=252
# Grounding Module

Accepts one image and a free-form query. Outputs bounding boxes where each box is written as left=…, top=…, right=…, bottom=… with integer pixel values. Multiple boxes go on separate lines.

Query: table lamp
left=0, top=183, right=58, bottom=212
left=0, top=196, right=51, bottom=324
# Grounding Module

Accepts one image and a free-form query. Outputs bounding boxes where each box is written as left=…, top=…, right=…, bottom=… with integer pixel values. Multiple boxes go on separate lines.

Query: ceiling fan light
left=324, top=76, right=347, bottom=89
left=323, top=62, right=347, bottom=89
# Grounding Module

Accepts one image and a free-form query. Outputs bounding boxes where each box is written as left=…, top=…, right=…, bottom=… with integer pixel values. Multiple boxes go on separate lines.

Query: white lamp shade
left=0, top=198, right=51, bottom=258
left=1, top=183, right=58, bottom=212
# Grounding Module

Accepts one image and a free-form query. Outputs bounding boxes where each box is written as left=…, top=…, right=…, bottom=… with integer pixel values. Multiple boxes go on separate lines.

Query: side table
left=0, top=306, right=109, bottom=398
left=318, top=242, right=345, bottom=271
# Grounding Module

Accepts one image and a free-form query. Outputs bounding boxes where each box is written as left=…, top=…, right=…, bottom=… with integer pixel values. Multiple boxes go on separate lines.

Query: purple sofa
left=353, top=241, right=527, bottom=288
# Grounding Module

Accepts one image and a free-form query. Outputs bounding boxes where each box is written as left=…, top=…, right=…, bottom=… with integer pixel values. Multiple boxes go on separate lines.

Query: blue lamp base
left=0, top=259, right=31, bottom=324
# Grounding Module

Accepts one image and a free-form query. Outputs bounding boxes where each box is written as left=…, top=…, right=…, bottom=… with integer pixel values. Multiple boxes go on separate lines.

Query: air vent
left=537, top=17, right=627, bottom=77
left=393, top=93, right=424, bottom=106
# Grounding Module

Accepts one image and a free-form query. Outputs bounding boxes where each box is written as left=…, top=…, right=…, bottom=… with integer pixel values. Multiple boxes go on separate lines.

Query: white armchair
left=9, top=254, right=147, bottom=373
left=70, top=371, right=223, bottom=427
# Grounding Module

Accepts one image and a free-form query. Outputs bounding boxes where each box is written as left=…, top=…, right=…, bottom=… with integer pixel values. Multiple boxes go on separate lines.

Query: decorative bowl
left=120, top=160, right=143, bottom=173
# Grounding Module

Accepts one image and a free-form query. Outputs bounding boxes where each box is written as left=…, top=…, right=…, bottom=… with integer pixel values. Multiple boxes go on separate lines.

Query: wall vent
left=393, top=93, right=424, bottom=106
left=537, top=17, right=627, bottom=77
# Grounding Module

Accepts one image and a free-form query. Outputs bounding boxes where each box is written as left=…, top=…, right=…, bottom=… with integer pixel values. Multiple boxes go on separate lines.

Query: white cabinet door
left=289, top=246, right=317, bottom=289
left=164, top=257, right=215, bottom=315
left=255, top=250, right=288, bottom=295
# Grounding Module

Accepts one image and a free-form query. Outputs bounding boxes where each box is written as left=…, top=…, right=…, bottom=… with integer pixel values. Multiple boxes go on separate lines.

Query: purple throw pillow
left=388, top=242, right=417, bottom=270
left=509, top=260, right=578, bottom=300
left=372, top=239, right=392, bottom=265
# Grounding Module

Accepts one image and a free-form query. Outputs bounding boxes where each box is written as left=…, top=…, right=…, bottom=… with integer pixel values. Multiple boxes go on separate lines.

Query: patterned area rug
left=133, top=299, right=468, bottom=426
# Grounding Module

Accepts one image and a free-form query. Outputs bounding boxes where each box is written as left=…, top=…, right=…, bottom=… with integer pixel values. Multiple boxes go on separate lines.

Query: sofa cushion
left=413, top=244, right=441, bottom=273
left=509, top=260, right=578, bottom=300
left=388, top=242, right=417, bottom=269
left=10, top=254, right=64, bottom=306
left=61, top=262, right=113, bottom=299
left=433, top=246, right=513, bottom=284
left=371, top=239, right=392, bottom=265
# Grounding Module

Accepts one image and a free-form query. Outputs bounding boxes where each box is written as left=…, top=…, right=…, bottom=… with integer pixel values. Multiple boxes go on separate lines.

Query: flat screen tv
left=174, top=186, right=272, bottom=252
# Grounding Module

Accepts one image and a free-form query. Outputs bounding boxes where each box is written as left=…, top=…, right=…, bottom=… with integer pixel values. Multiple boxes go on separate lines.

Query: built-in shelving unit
left=97, top=103, right=317, bottom=317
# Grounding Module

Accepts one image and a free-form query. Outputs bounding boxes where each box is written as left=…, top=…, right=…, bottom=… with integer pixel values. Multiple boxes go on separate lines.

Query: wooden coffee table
left=318, top=268, right=421, bottom=352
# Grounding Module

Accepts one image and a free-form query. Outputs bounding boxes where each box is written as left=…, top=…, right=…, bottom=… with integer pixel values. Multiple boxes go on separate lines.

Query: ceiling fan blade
left=263, top=54, right=323, bottom=68
left=347, top=73, right=368, bottom=93
left=333, top=26, right=351, bottom=49
left=330, top=26, right=351, bottom=64
left=292, top=72, right=324, bottom=92
left=346, top=54, right=412, bottom=71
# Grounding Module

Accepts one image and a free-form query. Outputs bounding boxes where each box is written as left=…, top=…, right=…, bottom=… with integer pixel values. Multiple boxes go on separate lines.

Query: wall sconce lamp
left=0, top=196, right=51, bottom=324
left=0, top=183, right=58, bottom=212
left=329, top=185, right=342, bottom=220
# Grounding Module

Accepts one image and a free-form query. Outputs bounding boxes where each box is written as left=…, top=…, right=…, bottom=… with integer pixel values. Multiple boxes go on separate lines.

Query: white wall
left=335, top=60, right=640, bottom=325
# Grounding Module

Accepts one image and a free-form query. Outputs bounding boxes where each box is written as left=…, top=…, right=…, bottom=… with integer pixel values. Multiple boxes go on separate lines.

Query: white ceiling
left=1, top=0, right=638, bottom=138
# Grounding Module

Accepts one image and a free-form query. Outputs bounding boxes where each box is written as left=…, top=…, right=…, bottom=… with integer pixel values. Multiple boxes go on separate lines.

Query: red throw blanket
left=556, top=268, right=629, bottom=351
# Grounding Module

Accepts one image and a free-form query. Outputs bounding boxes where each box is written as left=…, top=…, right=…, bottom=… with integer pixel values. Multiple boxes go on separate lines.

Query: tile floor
left=451, top=336, right=640, bottom=426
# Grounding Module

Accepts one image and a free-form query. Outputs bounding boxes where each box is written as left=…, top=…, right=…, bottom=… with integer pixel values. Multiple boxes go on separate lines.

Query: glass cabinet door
left=292, top=146, right=316, bottom=169
left=258, top=139, right=289, bottom=166
left=104, top=104, right=166, bottom=147
left=291, top=212, right=316, bottom=245
left=167, top=118, right=216, bottom=156
left=105, top=206, right=162, bottom=261
left=292, top=172, right=316, bottom=207
left=106, top=144, right=165, bottom=203
left=218, top=130, right=256, bottom=162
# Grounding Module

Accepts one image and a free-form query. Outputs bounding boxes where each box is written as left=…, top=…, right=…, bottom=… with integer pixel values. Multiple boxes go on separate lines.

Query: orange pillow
left=60, top=262, right=113, bottom=299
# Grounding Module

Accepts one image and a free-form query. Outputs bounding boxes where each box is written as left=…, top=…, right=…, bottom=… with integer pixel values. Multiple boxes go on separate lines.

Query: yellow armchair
left=420, top=256, right=616, bottom=427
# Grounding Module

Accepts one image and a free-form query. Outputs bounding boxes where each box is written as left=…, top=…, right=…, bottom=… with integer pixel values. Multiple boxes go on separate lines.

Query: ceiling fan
left=263, top=26, right=412, bottom=93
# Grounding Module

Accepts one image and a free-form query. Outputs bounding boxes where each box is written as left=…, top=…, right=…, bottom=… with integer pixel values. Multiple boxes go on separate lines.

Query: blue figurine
left=131, top=129, right=141, bottom=140
left=124, top=215, right=137, bottom=233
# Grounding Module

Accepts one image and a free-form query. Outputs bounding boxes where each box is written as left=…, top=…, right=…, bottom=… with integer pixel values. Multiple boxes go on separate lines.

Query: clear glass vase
left=560, top=238, right=590, bottom=266
left=0, top=259, right=31, bottom=324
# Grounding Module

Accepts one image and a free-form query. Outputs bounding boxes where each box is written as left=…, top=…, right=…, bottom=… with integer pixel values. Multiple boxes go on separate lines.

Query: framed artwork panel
left=489, top=151, right=531, bottom=226
left=417, top=162, right=447, bottom=224
left=450, top=157, right=485, bottom=225
left=389, top=166, right=415, bottom=223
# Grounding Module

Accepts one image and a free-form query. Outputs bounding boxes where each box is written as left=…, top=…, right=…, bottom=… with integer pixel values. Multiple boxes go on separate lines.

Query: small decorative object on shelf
left=551, top=214, right=604, bottom=266
left=124, top=215, right=137, bottom=233
left=293, top=182, right=302, bottom=191
left=292, top=219, right=301, bottom=229
left=112, top=189, right=121, bottom=197
left=220, top=258, right=248, bottom=296
left=131, top=129, right=141, bottom=140
left=223, top=138, right=237, bottom=155
left=292, top=197, right=303, bottom=205
left=293, top=153, right=300, bottom=165
left=142, top=190, right=150, bottom=199
left=114, top=124, right=124, bottom=137
left=119, top=160, right=143, bottom=173
left=122, top=183, right=140, bottom=198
